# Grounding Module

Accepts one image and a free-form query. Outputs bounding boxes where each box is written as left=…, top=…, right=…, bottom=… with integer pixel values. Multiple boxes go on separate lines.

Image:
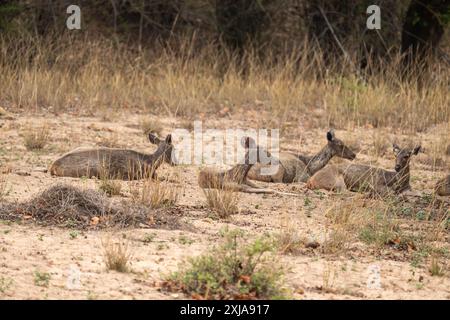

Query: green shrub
left=162, top=230, right=287, bottom=299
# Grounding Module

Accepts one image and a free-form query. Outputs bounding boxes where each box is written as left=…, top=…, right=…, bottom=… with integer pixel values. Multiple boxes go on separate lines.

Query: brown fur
left=307, top=143, right=421, bottom=195
left=248, top=130, right=356, bottom=183
left=50, top=133, right=175, bottom=180
left=198, top=137, right=294, bottom=195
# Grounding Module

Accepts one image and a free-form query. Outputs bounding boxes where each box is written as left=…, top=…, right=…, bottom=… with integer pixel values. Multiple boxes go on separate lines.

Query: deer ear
left=412, top=145, right=421, bottom=155
left=148, top=132, right=161, bottom=145
left=327, top=130, right=335, bottom=142
left=165, top=134, right=172, bottom=144
left=393, top=143, right=401, bottom=154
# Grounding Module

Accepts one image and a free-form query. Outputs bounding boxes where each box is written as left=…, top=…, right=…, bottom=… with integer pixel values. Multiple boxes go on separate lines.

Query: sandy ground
left=0, top=111, right=449, bottom=300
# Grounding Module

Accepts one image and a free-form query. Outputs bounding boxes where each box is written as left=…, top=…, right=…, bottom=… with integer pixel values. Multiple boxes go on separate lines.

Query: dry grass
left=321, top=194, right=450, bottom=267
left=96, top=132, right=122, bottom=148
left=203, top=187, right=239, bottom=219
left=276, top=219, right=306, bottom=255
left=102, top=237, right=132, bottom=273
left=140, top=117, right=163, bottom=136
left=0, top=183, right=161, bottom=229
left=0, top=174, right=8, bottom=200
left=98, top=178, right=122, bottom=197
left=1, top=36, right=448, bottom=130
left=22, top=123, right=50, bottom=151
left=98, top=165, right=122, bottom=197
left=372, top=131, right=389, bottom=157
left=322, top=197, right=400, bottom=255
left=429, top=256, right=445, bottom=277
left=139, top=179, right=180, bottom=209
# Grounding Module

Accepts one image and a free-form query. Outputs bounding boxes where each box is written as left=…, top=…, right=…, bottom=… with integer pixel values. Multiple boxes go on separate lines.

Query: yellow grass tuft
left=203, top=187, right=239, bottom=219
left=102, top=237, right=132, bottom=273
left=22, top=124, right=50, bottom=151
left=139, top=178, right=180, bottom=209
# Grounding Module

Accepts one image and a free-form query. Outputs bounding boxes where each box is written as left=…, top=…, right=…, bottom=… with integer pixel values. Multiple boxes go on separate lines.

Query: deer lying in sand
left=198, top=137, right=294, bottom=195
left=307, top=143, right=421, bottom=196
left=435, top=175, right=450, bottom=196
left=50, top=133, right=175, bottom=180
left=247, top=130, right=356, bottom=183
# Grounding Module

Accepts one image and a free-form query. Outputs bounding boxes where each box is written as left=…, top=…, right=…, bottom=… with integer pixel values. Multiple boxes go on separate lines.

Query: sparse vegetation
left=97, top=132, right=121, bottom=148
left=0, top=184, right=160, bottom=229
left=98, top=167, right=122, bottom=197
left=142, top=233, right=157, bottom=244
left=323, top=198, right=405, bottom=254
left=102, top=237, right=132, bottom=273
left=162, top=230, right=287, bottom=299
left=0, top=174, right=8, bottom=200
left=69, top=231, right=79, bottom=240
left=34, top=271, right=50, bottom=287
left=372, top=131, right=388, bottom=157
left=99, top=178, right=122, bottom=197
left=178, top=235, right=194, bottom=245
left=140, top=118, right=163, bottom=136
left=276, top=223, right=305, bottom=255
left=429, top=256, right=445, bottom=277
left=0, top=276, right=13, bottom=294
left=203, top=188, right=239, bottom=219
left=140, top=179, right=179, bottom=209
left=23, top=124, right=50, bottom=151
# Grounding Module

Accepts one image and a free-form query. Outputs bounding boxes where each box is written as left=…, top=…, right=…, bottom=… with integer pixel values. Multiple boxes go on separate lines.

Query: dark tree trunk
left=215, top=0, right=269, bottom=77
left=216, top=0, right=268, bottom=54
left=304, top=0, right=356, bottom=66
left=401, top=0, right=450, bottom=69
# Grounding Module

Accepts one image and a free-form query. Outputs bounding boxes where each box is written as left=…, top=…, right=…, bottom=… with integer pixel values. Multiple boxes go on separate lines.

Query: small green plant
left=69, top=231, right=79, bottom=240
left=34, top=271, right=51, bottom=287
left=304, top=196, right=312, bottom=207
left=429, top=256, right=445, bottom=277
left=98, top=172, right=122, bottom=197
left=162, top=230, right=287, bottom=299
left=178, top=235, right=194, bottom=245
left=157, top=243, right=169, bottom=251
left=63, top=219, right=78, bottom=228
left=142, top=233, right=156, bottom=244
left=415, top=210, right=427, bottom=221
left=0, top=276, right=13, bottom=294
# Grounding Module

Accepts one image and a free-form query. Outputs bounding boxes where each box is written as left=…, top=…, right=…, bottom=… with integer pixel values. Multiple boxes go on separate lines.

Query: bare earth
left=0, top=111, right=449, bottom=300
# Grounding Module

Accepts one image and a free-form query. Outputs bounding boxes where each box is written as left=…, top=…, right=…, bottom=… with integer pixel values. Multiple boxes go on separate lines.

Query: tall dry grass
left=0, top=34, right=448, bottom=130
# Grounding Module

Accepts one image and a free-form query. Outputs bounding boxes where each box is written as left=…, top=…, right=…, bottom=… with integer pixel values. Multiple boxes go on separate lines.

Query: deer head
left=393, top=143, right=421, bottom=172
left=327, top=130, right=356, bottom=160
left=148, top=132, right=176, bottom=165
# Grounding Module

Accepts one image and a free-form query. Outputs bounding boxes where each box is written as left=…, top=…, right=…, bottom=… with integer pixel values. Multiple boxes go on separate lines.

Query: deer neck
left=227, top=163, right=253, bottom=184
left=392, top=164, right=411, bottom=192
left=227, top=150, right=254, bottom=184
left=144, top=151, right=165, bottom=174
left=305, top=144, right=334, bottom=175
